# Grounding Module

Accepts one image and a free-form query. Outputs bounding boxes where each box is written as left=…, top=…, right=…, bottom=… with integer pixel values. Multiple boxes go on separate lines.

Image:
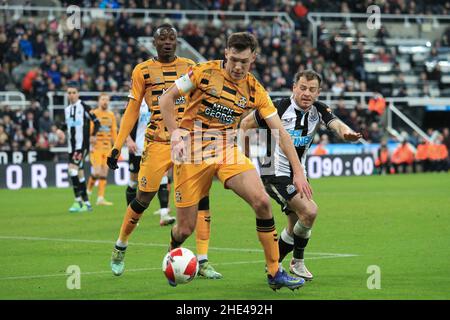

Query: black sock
left=158, top=183, right=169, bottom=209
left=126, top=186, right=137, bottom=205
left=78, top=179, right=89, bottom=202
left=278, top=237, right=294, bottom=262
left=293, top=234, right=309, bottom=260
left=70, top=175, right=81, bottom=199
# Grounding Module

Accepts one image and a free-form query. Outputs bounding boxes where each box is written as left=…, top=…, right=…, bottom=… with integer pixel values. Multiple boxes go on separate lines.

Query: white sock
left=160, top=208, right=169, bottom=217
left=197, top=254, right=208, bottom=263
left=116, top=239, right=128, bottom=249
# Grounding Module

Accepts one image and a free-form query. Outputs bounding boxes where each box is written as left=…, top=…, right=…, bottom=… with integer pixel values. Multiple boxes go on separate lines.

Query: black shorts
left=69, top=149, right=88, bottom=169
left=261, top=175, right=298, bottom=214
left=129, top=153, right=141, bottom=173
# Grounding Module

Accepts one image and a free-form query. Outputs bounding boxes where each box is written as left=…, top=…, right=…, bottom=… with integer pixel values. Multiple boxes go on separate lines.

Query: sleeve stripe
left=263, top=110, right=277, bottom=120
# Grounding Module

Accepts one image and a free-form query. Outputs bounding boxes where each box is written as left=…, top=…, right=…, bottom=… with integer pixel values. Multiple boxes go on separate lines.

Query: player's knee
left=136, top=190, right=156, bottom=205
left=303, top=202, right=318, bottom=223
left=251, top=193, right=271, bottom=215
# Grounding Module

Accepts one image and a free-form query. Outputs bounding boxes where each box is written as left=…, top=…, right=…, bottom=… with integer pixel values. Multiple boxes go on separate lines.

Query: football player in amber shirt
left=106, top=24, right=221, bottom=280
left=160, top=32, right=311, bottom=290
left=87, top=93, right=117, bottom=205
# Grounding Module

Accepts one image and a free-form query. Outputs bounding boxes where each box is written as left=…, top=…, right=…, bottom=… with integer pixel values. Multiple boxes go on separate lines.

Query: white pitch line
left=0, top=254, right=357, bottom=281
left=0, top=235, right=359, bottom=257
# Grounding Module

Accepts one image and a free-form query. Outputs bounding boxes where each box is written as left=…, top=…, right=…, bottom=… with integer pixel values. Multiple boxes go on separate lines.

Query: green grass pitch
left=0, top=173, right=449, bottom=300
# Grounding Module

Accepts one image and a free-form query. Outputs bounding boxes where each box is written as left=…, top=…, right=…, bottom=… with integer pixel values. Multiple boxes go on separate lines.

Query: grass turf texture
left=0, top=173, right=449, bottom=300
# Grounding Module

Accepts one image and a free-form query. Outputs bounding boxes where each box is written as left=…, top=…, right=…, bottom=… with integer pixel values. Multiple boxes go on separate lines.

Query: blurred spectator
left=368, top=93, right=386, bottom=123
left=376, top=25, right=390, bottom=45
left=32, top=33, right=47, bottom=59
left=22, top=67, right=40, bottom=98
left=39, top=110, right=53, bottom=134
left=19, top=34, right=34, bottom=59
left=0, top=125, right=9, bottom=150
left=375, top=139, right=391, bottom=175
left=368, top=122, right=383, bottom=143
left=428, top=135, right=449, bottom=172
left=391, top=140, right=416, bottom=173
left=312, top=134, right=329, bottom=156
left=0, top=64, right=9, bottom=91
left=415, top=137, right=430, bottom=172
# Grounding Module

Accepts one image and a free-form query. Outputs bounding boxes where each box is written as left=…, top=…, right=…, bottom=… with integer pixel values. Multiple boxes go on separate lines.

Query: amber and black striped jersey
left=128, top=56, right=195, bottom=143
left=90, top=108, right=117, bottom=151
left=175, top=60, right=277, bottom=147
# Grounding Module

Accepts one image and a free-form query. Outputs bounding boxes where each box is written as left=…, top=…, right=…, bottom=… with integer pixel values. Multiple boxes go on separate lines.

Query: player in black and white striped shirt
left=241, top=70, right=362, bottom=280
left=62, top=85, right=100, bottom=212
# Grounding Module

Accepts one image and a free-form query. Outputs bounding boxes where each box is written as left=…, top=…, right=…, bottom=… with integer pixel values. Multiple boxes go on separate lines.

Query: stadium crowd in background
left=0, top=0, right=449, bottom=171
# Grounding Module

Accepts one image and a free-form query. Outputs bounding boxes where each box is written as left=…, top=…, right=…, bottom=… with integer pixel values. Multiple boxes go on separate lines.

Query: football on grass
left=162, top=247, right=199, bottom=286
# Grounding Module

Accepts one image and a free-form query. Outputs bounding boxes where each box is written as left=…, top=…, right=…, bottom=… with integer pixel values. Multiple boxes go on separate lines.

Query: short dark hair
left=154, top=23, right=177, bottom=37
left=66, top=82, right=79, bottom=91
left=294, top=70, right=322, bottom=86
left=226, top=32, right=258, bottom=52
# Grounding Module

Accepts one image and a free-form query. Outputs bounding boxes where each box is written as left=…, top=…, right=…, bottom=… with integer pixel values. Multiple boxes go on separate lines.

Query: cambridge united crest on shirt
left=237, top=96, right=247, bottom=109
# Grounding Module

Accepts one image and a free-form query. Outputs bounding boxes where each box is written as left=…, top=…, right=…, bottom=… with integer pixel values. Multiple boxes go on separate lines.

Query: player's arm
left=159, top=84, right=182, bottom=135
left=82, top=102, right=100, bottom=136
left=264, top=114, right=313, bottom=200
left=126, top=135, right=137, bottom=154
left=111, top=113, right=118, bottom=145
left=107, top=66, right=144, bottom=169
left=160, top=67, right=199, bottom=161
left=328, top=119, right=362, bottom=142
left=315, top=101, right=362, bottom=142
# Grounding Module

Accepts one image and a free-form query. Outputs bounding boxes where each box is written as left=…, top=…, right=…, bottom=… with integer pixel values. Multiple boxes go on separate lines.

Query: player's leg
left=97, top=157, right=112, bottom=205
left=111, top=142, right=172, bottom=275
left=111, top=189, right=158, bottom=276
left=68, top=160, right=83, bottom=212
left=87, top=152, right=97, bottom=195
left=158, top=174, right=176, bottom=226
left=196, top=196, right=222, bottom=279
left=77, top=151, right=92, bottom=211
left=277, top=210, right=296, bottom=263
left=126, top=154, right=140, bottom=205
left=285, top=193, right=318, bottom=280
left=223, top=168, right=304, bottom=290
left=169, top=204, right=198, bottom=250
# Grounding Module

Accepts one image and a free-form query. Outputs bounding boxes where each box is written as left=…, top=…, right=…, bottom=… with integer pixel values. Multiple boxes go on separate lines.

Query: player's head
left=66, top=84, right=80, bottom=104
left=153, top=23, right=177, bottom=62
left=224, top=32, right=258, bottom=81
left=98, top=93, right=110, bottom=110
left=292, top=70, right=322, bottom=110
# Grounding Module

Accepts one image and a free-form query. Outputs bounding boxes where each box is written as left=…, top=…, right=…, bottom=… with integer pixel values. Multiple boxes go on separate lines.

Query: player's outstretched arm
left=265, top=114, right=313, bottom=200
left=329, top=119, right=363, bottom=142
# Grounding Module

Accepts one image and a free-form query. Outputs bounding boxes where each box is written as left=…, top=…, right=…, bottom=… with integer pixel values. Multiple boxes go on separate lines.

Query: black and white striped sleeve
left=314, top=101, right=337, bottom=128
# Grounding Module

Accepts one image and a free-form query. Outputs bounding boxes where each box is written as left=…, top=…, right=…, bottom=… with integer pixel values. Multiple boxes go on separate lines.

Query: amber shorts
left=90, top=149, right=109, bottom=167
left=138, top=141, right=173, bottom=192
left=173, top=146, right=255, bottom=207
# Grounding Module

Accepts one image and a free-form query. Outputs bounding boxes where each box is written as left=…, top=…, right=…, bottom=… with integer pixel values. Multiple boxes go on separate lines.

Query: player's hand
left=293, top=173, right=313, bottom=201
left=126, top=139, right=137, bottom=154
left=72, top=150, right=83, bottom=162
left=344, top=131, right=363, bottom=142
left=107, top=148, right=120, bottom=170
left=171, top=129, right=188, bottom=164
